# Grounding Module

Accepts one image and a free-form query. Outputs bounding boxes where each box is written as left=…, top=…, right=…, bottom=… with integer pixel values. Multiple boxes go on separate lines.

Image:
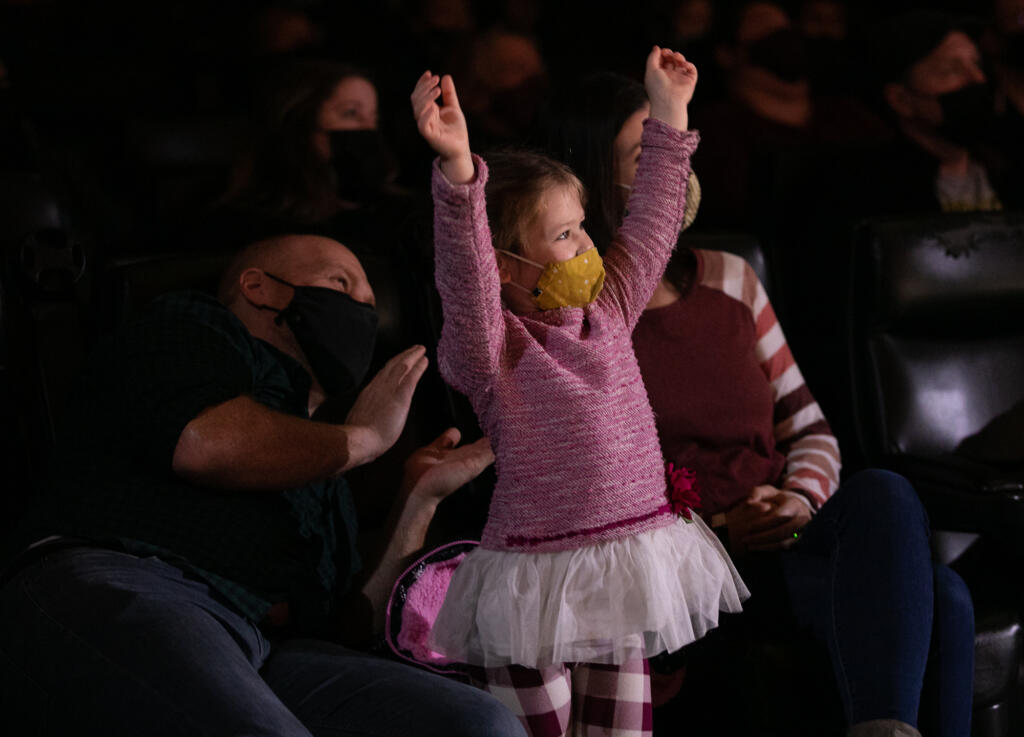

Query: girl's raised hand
left=411, top=71, right=474, bottom=184
left=644, top=46, right=698, bottom=132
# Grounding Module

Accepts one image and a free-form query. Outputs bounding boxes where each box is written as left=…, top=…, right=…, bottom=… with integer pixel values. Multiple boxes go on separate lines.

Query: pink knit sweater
left=432, top=120, right=699, bottom=552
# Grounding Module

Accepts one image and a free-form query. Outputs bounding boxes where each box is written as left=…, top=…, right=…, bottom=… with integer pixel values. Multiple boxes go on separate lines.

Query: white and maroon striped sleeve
left=704, top=250, right=841, bottom=508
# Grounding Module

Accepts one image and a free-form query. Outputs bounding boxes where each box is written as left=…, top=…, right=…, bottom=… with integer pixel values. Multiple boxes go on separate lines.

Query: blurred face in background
left=736, top=1, right=791, bottom=44
left=884, top=30, right=993, bottom=147
left=319, top=76, right=378, bottom=131
left=799, top=0, right=847, bottom=40
left=314, top=76, right=379, bottom=158
left=994, top=0, right=1024, bottom=36
left=672, top=0, right=714, bottom=42
left=729, top=2, right=809, bottom=84
left=900, top=32, right=987, bottom=129
left=994, top=0, right=1024, bottom=69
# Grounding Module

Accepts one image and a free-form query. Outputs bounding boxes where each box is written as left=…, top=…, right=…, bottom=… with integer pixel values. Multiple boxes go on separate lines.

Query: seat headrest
left=0, top=174, right=65, bottom=242
left=679, top=231, right=771, bottom=296
left=858, top=213, right=1024, bottom=334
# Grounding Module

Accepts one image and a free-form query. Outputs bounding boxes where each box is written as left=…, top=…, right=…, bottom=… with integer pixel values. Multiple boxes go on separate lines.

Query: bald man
left=0, top=234, right=525, bottom=737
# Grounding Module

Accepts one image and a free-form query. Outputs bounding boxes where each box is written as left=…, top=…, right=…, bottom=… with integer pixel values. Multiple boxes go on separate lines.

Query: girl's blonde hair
left=484, top=150, right=586, bottom=256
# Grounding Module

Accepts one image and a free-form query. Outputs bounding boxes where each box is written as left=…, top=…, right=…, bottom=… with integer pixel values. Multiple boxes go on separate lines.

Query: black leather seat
left=849, top=212, right=1024, bottom=737
left=116, top=116, right=247, bottom=252
left=0, top=173, right=90, bottom=537
left=679, top=230, right=772, bottom=295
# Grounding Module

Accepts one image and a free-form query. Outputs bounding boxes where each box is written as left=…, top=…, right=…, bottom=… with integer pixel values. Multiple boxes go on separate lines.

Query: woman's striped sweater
left=633, top=249, right=841, bottom=514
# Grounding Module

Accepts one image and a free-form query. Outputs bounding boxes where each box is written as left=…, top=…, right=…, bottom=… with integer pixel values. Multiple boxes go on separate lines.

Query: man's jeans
left=0, top=546, right=526, bottom=737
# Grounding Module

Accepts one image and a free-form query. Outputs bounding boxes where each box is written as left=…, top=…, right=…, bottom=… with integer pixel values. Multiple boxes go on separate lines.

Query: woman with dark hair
left=208, top=59, right=407, bottom=252
left=544, top=72, right=650, bottom=254
left=543, top=72, right=975, bottom=737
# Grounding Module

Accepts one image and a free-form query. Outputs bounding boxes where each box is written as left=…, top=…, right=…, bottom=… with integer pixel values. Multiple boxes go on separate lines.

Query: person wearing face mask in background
left=985, top=0, right=1024, bottom=209
left=864, top=10, right=1013, bottom=216
left=0, top=233, right=527, bottom=737
left=798, top=0, right=859, bottom=97
left=203, top=59, right=424, bottom=265
left=689, top=0, right=888, bottom=229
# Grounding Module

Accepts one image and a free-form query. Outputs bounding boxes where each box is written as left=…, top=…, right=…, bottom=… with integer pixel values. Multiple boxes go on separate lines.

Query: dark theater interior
left=1, top=0, right=1023, bottom=735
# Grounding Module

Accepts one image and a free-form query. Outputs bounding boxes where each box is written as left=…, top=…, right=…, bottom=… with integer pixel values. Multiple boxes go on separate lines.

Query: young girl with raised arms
left=410, top=47, right=748, bottom=737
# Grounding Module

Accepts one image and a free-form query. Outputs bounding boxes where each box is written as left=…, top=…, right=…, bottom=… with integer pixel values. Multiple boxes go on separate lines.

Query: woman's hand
left=726, top=485, right=812, bottom=554
left=411, top=71, right=474, bottom=184
left=401, top=428, right=494, bottom=503
left=644, top=45, right=697, bottom=132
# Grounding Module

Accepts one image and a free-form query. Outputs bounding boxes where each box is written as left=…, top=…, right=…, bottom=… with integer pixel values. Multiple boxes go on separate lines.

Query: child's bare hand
left=411, top=71, right=474, bottom=184
left=644, top=46, right=697, bottom=132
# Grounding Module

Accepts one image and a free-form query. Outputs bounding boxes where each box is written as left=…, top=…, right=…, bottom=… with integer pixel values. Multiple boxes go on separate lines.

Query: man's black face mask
left=260, top=272, right=378, bottom=397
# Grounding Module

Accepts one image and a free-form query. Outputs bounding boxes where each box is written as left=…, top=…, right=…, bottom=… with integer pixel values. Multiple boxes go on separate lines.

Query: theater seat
left=678, top=230, right=772, bottom=296
left=849, top=212, right=1024, bottom=737
left=117, top=116, right=247, bottom=252
left=0, top=174, right=91, bottom=536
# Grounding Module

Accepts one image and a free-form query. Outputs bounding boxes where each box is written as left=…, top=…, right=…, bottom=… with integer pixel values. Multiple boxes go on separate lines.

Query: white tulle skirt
left=428, top=515, right=749, bottom=669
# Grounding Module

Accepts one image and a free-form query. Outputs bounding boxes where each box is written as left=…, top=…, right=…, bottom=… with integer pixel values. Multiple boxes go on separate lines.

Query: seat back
left=117, top=116, right=246, bottom=252
left=0, top=174, right=91, bottom=533
left=850, top=213, right=1024, bottom=460
left=850, top=213, right=1024, bottom=540
left=679, top=231, right=772, bottom=297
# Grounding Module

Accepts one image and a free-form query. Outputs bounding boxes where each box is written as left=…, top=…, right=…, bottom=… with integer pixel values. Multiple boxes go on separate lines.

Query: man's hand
left=411, top=71, right=474, bottom=184
left=344, top=345, right=428, bottom=468
left=726, top=485, right=812, bottom=554
left=644, top=45, right=697, bottom=132
left=402, top=428, right=494, bottom=502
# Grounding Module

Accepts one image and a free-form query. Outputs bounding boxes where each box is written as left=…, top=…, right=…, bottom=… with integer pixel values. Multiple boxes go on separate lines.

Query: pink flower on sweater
left=665, top=462, right=701, bottom=521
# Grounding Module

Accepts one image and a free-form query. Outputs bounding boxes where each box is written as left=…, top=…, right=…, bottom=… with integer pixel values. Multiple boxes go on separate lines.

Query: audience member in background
left=985, top=0, right=1024, bottom=207
left=0, top=233, right=525, bottom=737
left=404, top=0, right=477, bottom=72
left=246, top=4, right=325, bottom=58
left=659, top=0, right=723, bottom=100
left=209, top=60, right=418, bottom=259
left=0, top=54, right=36, bottom=171
left=867, top=10, right=1011, bottom=215
left=545, top=70, right=976, bottom=737
left=797, top=0, right=858, bottom=96
left=690, top=0, right=887, bottom=229
left=448, top=28, right=548, bottom=150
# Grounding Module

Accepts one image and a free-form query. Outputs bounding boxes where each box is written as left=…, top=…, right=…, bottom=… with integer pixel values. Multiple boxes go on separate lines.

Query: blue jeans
left=0, top=546, right=526, bottom=737
left=778, top=469, right=975, bottom=736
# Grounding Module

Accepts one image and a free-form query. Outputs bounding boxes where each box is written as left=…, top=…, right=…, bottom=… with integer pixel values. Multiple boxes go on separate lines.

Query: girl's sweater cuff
left=431, top=154, right=489, bottom=205
left=641, top=118, right=700, bottom=155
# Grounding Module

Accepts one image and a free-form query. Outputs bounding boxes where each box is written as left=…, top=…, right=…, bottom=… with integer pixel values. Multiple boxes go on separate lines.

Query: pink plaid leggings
left=470, top=659, right=652, bottom=737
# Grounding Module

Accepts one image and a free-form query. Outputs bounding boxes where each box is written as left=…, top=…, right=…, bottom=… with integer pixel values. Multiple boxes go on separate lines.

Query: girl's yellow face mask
left=497, top=248, right=606, bottom=310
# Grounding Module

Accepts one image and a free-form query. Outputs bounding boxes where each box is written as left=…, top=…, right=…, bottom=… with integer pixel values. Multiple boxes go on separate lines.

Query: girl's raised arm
left=411, top=71, right=474, bottom=185
left=645, top=46, right=697, bottom=133
left=413, top=71, right=505, bottom=396
left=599, top=48, right=699, bottom=330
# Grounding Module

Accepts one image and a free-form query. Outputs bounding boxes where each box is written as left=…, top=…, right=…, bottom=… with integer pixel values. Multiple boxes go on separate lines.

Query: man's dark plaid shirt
left=18, top=291, right=360, bottom=634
